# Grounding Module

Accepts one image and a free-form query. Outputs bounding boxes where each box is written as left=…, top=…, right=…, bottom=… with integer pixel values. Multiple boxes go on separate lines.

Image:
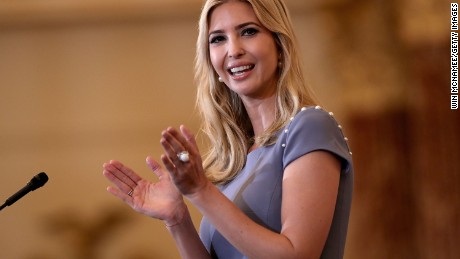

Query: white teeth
left=230, top=65, right=252, bottom=73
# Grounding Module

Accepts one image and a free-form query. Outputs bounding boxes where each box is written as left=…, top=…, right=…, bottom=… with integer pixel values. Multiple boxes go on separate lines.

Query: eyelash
left=209, top=36, right=225, bottom=44
left=209, top=27, right=259, bottom=44
left=242, top=28, right=258, bottom=36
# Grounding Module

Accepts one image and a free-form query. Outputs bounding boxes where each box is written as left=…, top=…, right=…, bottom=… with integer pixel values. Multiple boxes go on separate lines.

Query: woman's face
left=208, top=1, right=279, bottom=101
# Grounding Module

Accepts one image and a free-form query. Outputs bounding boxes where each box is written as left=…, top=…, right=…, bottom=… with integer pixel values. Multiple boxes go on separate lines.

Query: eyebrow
left=208, top=22, right=261, bottom=37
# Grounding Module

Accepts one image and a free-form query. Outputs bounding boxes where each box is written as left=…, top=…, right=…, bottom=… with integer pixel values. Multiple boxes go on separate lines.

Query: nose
left=227, top=37, right=245, bottom=59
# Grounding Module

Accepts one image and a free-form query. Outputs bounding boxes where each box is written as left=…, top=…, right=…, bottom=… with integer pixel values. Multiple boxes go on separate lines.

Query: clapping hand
left=103, top=157, right=187, bottom=226
left=159, top=125, right=210, bottom=197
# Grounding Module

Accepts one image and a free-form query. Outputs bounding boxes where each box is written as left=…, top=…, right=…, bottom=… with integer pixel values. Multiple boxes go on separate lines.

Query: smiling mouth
left=228, top=65, right=255, bottom=76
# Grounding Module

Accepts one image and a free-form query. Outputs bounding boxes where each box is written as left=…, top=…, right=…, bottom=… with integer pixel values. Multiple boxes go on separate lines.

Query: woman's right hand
left=102, top=156, right=187, bottom=227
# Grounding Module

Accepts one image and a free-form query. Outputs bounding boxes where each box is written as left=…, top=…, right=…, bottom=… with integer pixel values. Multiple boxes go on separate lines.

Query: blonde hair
left=195, top=0, right=317, bottom=184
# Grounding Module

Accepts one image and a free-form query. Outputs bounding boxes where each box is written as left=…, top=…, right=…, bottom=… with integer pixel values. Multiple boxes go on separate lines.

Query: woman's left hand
left=160, top=125, right=210, bottom=197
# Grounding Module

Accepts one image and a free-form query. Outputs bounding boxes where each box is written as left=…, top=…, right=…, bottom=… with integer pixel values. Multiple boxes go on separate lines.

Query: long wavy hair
left=195, top=0, right=317, bottom=184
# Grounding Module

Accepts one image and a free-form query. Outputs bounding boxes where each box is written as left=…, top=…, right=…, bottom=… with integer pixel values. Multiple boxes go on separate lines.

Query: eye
left=242, top=27, right=258, bottom=36
left=209, top=35, right=226, bottom=44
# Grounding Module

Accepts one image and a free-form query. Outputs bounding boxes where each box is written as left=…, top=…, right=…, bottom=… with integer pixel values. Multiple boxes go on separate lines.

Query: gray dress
left=199, top=106, right=354, bottom=259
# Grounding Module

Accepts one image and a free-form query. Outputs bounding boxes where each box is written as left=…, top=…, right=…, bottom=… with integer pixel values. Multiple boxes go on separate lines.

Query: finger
left=103, top=166, right=134, bottom=194
left=160, top=133, right=183, bottom=164
left=103, top=161, right=138, bottom=192
left=161, top=154, right=178, bottom=178
left=146, top=156, right=166, bottom=179
left=106, top=186, right=133, bottom=204
left=162, top=128, right=186, bottom=154
left=108, top=160, right=142, bottom=184
left=179, top=125, right=199, bottom=154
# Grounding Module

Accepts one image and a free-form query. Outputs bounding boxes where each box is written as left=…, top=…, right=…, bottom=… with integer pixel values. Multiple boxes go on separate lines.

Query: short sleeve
left=282, top=107, right=352, bottom=174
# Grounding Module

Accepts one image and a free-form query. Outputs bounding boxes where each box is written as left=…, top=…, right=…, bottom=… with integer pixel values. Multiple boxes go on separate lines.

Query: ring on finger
left=127, top=189, right=133, bottom=196
left=177, top=151, right=190, bottom=162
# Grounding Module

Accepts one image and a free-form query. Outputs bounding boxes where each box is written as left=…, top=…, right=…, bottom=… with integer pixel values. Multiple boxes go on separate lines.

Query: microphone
left=0, top=172, right=49, bottom=211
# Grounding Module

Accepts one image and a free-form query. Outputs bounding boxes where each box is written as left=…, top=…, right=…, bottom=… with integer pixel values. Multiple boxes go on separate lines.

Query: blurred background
left=0, top=0, right=458, bottom=258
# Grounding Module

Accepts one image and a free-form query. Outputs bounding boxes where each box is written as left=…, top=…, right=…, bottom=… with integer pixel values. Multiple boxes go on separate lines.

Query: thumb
left=146, top=156, right=165, bottom=178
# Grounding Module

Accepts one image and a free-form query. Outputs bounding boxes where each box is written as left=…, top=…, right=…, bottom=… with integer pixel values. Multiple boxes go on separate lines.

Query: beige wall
left=0, top=2, right=202, bottom=258
left=1, top=0, right=457, bottom=259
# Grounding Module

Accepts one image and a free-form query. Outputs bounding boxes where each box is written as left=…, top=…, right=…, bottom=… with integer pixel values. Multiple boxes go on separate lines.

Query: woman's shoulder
left=280, top=105, right=353, bottom=171
left=287, top=105, right=344, bottom=134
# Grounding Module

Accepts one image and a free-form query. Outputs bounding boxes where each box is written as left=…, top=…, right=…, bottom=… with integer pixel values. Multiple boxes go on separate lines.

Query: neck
left=242, top=94, right=276, bottom=138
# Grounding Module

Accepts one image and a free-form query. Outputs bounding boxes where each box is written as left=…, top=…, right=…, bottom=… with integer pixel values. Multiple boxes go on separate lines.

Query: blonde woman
left=103, top=0, right=353, bottom=258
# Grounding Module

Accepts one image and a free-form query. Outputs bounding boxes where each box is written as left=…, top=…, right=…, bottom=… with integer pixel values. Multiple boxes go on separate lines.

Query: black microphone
left=0, top=172, right=49, bottom=211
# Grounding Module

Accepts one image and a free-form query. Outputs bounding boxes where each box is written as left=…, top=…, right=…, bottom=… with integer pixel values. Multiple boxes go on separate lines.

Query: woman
left=103, top=0, right=353, bottom=258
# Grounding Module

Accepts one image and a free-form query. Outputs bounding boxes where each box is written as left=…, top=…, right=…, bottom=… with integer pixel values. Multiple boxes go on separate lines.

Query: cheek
left=252, top=41, right=279, bottom=71
left=258, top=50, right=278, bottom=73
left=209, top=49, right=223, bottom=74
